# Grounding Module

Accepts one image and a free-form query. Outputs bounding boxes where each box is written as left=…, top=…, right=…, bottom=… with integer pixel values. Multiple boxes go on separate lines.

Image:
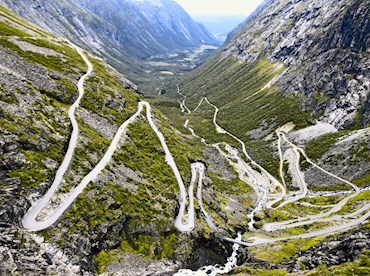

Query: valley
left=0, top=0, right=369, bottom=275
left=141, top=44, right=218, bottom=95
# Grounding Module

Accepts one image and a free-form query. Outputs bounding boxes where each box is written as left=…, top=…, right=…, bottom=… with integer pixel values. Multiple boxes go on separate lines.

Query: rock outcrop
left=223, top=0, right=370, bottom=129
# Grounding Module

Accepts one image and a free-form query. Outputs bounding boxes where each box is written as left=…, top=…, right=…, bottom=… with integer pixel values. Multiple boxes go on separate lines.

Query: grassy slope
left=230, top=248, right=370, bottom=276
left=153, top=55, right=312, bottom=178
left=180, top=56, right=312, bottom=137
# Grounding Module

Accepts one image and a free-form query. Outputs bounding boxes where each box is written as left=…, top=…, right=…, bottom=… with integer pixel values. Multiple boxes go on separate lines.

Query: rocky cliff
left=223, top=0, right=369, bottom=129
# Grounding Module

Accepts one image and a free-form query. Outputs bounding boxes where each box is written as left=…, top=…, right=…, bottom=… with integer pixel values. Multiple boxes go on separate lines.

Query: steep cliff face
left=223, top=0, right=369, bottom=129
left=0, top=0, right=116, bottom=55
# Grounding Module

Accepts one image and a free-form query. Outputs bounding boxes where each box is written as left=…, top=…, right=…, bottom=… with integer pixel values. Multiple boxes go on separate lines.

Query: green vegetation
left=300, top=195, right=343, bottom=206
left=338, top=191, right=370, bottom=214
left=0, top=36, right=85, bottom=73
left=282, top=161, right=292, bottom=185
left=165, top=56, right=313, bottom=177
left=1, top=7, right=189, bottom=272
left=275, top=221, right=337, bottom=237
left=8, top=167, right=50, bottom=188
left=232, top=250, right=370, bottom=275
left=94, top=232, right=178, bottom=273
left=58, top=118, right=111, bottom=192
left=260, top=208, right=297, bottom=224
left=249, top=237, right=323, bottom=265
left=95, top=250, right=122, bottom=274
left=187, top=107, right=239, bottom=147
left=0, top=5, right=50, bottom=37
left=51, top=113, right=195, bottom=272
left=349, top=141, right=370, bottom=164
left=3, top=112, right=65, bottom=189
left=114, top=118, right=184, bottom=190
left=232, top=267, right=288, bottom=276
left=308, top=183, right=351, bottom=192
left=0, top=10, right=85, bottom=74
left=180, top=56, right=311, bottom=139
left=246, top=139, right=280, bottom=178
left=148, top=96, right=189, bottom=133
left=22, top=37, right=86, bottom=70
left=0, top=19, right=30, bottom=37
left=275, top=202, right=331, bottom=217
left=81, top=58, right=141, bottom=125
left=0, top=85, right=18, bottom=104
left=305, top=131, right=350, bottom=160
left=354, top=173, right=370, bottom=188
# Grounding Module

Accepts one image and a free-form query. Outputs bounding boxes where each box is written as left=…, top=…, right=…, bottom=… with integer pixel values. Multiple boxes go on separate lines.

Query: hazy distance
left=175, top=0, right=264, bottom=41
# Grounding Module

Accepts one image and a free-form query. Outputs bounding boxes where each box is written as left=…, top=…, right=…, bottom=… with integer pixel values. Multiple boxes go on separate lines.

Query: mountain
left=77, top=0, right=216, bottom=57
left=222, top=0, right=369, bottom=129
left=0, top=0, right=217, bottom=92
left=225, top=0, right=274, bottom=42
left=177, top=0, right=370, bottom=191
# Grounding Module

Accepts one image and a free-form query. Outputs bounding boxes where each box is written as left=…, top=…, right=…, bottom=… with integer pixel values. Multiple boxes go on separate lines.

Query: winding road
left=22, top=44, right=195, bottom=233
left=176, top=92, right=370, bottom=248
left=23, top=43, right=94, bottom=231
left=21, top=45, right=243, bottom=274
left=22, top=40, right=369, bottom=275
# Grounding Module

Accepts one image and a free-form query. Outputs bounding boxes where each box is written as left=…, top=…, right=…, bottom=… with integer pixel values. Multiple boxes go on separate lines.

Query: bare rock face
left=223, top=0, right=370, bottom=129
left=294, top=229, right=370, bottom=271
left=102, top=253, right=180, bottom=276
left=0, top=230, right=81, bottom=275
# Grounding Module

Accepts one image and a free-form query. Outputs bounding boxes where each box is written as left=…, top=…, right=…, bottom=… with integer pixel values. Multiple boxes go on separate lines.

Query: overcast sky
left=174, top=0, right=264, bottom=16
